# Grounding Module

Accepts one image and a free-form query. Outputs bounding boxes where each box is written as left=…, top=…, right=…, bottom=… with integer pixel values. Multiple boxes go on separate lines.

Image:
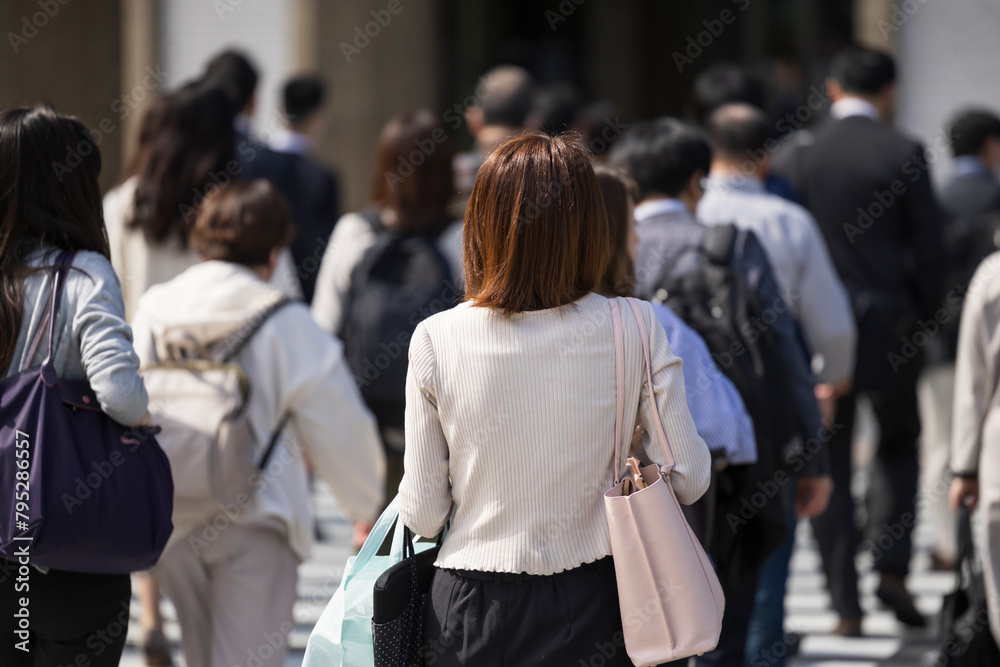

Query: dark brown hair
left=370, top=110, right=455, bottom=233
left=190, top=180, right=293, bottom=267
left=0, top=105, right=110, bottom=374
left=593, top=165, right=639, bottom=298
left=129, top=80, right=235, bottom=246
left=463, top=133, right=609, bottom=314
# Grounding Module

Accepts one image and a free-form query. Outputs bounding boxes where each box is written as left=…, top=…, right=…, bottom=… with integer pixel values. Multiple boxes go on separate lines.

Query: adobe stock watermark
left=52, top=65, right=169, bottom=181
left=886, top=285, right=964, bottom=373
left=545, top=0, right=586, bottom=31
left=877, top=0, right=929, bottom=40
left=672, top=0, right=752, bottom=73
left=843, top=127, right=951, bottom=244
left=8, top=0, right=72, bottom=54
left=340, top=0, right=416, bottom=63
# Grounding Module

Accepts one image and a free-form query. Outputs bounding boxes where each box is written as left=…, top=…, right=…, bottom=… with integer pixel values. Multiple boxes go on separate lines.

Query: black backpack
left=645, top=224, right=800, bottom=589
left=340, top=211, right=459, bottom=429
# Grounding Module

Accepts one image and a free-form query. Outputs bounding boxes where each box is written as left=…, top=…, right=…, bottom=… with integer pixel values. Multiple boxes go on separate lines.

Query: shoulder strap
left=216, top=297, right=293, bottom=363
left=702, top=223, right=738, bottom=266
left=359, top=208, right=386, bottom=235
left=625, top=298, right=675, bottom=472
left=37, top=249, right=80, bottom=369
left=257, top=413, right=290, bottom=469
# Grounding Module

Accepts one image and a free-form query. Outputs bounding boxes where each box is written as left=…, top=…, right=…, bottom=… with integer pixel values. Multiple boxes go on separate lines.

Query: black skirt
left=422, top=556, right=633, bottom=667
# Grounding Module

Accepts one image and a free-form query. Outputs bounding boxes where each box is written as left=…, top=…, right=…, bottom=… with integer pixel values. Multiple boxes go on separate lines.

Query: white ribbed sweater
left=398, top=293, right=712, bottom=575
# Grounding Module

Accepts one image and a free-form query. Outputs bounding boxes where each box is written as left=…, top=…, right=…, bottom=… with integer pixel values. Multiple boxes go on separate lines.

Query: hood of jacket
left=135, top=260, right=286, bottom=358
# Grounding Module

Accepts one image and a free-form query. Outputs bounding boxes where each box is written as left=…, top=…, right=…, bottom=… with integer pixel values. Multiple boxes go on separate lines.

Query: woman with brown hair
left=312, top=109, right=463, bottom=516
left=397, top=134, right=711, bottom=664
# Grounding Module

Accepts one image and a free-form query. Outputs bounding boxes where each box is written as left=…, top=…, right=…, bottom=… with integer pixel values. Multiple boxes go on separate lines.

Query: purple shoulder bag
left=0, top=250, right=174, bottom=573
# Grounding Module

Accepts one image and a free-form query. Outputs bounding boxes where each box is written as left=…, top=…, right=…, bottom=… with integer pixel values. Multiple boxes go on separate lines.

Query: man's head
left=948, top=109, right=1000, bottom=171
left=283, top=75, right=326, bottom=137
left=827, top=46, right=896, bottom=120
left=466, top=65, right=535, bottom=140
left=608, top=118, right=712, bottom=210
left=692, top=63, right=765, bottom=125
left=204, top=49, right=258, bottom=118
left=706, top=103, right=772, bottom=177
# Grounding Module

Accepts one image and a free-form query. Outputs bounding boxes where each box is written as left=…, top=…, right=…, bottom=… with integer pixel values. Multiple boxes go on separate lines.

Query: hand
left=352, top=521, right=375, bottom=550
left=131, top=411, right=156, bottom=428
left=795, top=475, right=833, bottom=519
left=814, top=384, right=837, bottom=425
left=950, top=477, right=979, bottom=513
left=815, top=377, right=852, bottom=425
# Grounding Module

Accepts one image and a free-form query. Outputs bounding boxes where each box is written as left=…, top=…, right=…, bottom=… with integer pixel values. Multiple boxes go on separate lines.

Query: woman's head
left=0, top=105, right=110, bottom=373
left=593, top=165, right=640, bottom=297
left=0, top=105, right=108, bottom=259
left=190, top=180, right=293, bottom=270
left=463, top=133, right=609, bottom=314
left=130, top=79, right=236, bottom=246
left=370, top=109, right=455, bottom=232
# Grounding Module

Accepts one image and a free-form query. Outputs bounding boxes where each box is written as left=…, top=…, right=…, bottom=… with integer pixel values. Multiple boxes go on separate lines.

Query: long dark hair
left=0, top=105, right=110, bottom=374
left=128, top=79, right=235, bottom=246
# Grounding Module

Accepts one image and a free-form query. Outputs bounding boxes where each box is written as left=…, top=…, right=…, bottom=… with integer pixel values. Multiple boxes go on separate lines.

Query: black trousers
left=0, top=559, right=131, bottom=667
left=809, top=360, right=922, bottom=620
left=425, top=557, right=633, bottom=667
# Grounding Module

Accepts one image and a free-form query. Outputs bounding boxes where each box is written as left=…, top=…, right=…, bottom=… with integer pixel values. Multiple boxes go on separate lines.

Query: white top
left=398, top=293, right=712, bottom=575
left=951, top=252, right=1000, bottom=476
left=104, top=177, right=303, bottom=322
left=698, top=175, right=857, bottom=383
left=311, top=211, right=464, bottom=334
left=132, top=261, right=385, bottom=561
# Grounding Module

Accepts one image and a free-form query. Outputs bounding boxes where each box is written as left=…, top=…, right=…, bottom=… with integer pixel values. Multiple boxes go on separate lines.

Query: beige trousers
left=918, top=363, right=957, bottom=560
left=154, top=524, right=298, bottom=667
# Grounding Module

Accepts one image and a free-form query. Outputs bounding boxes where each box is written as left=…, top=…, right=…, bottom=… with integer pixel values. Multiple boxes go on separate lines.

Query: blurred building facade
left=0, top=0, right=995, bottom=207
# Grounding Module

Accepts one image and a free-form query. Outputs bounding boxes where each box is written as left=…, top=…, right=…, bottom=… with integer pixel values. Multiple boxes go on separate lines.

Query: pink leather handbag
left=605, top=297, right=725, bottom=665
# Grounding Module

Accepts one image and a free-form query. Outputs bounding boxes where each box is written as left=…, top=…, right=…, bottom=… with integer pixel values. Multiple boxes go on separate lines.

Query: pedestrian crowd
left=2, top=43, right=1000, bottom=667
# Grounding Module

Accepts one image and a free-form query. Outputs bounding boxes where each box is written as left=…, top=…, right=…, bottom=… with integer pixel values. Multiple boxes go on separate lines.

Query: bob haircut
left=190, top=180, right=294, bottom=267
left=463, top=133, right=609, bottom=315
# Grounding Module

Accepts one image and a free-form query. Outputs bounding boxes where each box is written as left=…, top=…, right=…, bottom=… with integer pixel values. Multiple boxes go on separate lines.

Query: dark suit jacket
left=235, top=131, right=341, bottom=303
left=937, top=169, right=1000, bottom=360
left=940, top=170, right=1000, bottom=221
left=774, top=116, right=946, bottom=390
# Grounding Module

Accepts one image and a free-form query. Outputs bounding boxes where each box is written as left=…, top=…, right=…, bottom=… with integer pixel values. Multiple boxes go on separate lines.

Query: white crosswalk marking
left=116, top=484, right=953, bottom=666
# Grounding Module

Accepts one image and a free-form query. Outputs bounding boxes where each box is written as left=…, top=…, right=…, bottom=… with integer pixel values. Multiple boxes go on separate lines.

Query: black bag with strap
left=340, top=211, right=459, bottom=430
left=646, top=224, right=800, bottom=590
left=938, top=504, right=1000, bottom=666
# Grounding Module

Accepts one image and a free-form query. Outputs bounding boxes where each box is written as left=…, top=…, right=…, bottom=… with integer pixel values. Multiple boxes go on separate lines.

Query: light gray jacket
left=4, top=246, right=148, bottom=425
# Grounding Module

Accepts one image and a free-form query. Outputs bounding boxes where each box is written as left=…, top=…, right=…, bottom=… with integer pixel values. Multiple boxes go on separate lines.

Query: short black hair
left=948, top=109, right=1000, bottom=157
left=528, top=82, right=580, bottom=136
left=608, top=118, right=712, bottom=200
left=706, top=104, right=770, bottom=160
left=692, top=64, right=765, bottom=125
left=830, top=46, right=896, bottom=95
left=204, top=49, right=258, bottom=112
left=478, top=65, right=535, bottom=128
left=283, top=75, right=325, bottom=123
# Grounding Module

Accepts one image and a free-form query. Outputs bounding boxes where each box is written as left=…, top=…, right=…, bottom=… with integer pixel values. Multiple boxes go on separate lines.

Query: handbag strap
left=609, top=299, right=627, bottom=483
left=619, top=297, right=676, bottom=472
left=39, top=249, right=80, bottom=369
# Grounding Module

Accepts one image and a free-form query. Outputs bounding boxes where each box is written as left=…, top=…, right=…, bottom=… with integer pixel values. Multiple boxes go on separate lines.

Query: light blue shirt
left=652, top=302, right=757, bottom=465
